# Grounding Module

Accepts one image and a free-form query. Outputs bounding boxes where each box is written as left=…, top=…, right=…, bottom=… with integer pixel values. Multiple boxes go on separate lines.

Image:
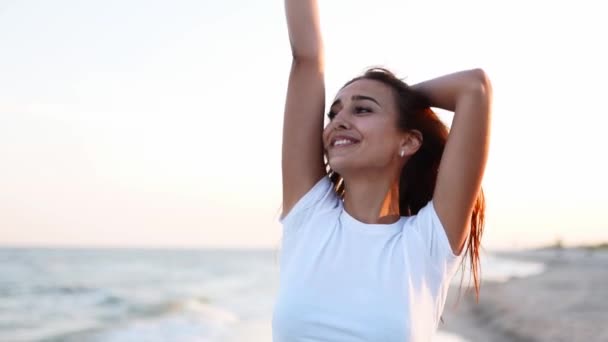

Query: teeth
left=334, top=139, right=357, bottom=146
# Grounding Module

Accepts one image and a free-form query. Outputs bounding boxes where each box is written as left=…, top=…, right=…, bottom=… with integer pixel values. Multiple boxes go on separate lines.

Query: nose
left=325, top=110, right=350, bottom=149
left=330, top=110, right=350, bottom=130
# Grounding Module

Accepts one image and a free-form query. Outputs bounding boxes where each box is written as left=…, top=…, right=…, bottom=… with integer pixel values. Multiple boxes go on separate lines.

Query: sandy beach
left=438, top=248, right=608, bottom=342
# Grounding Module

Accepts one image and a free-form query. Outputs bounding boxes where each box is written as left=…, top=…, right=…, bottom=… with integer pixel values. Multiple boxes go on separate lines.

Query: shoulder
left=279, top=175, right=342, bottom=237
left=402, top=200, right=466, bottom=271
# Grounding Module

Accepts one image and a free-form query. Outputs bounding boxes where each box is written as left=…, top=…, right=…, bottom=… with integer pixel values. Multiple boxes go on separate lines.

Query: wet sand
left=438, top=248, right=608, bottom=342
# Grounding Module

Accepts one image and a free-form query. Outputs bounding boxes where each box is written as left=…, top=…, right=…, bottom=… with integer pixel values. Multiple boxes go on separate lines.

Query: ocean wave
left=451, top=253, right=546, bottom=287
left=147, top=296, right=239, bottom=323
left=36, top=297, right=240, bottom=342
left=93, top=298, right=240, bottom=342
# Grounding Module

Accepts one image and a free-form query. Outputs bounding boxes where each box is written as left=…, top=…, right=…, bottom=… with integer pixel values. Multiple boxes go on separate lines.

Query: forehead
left=333, top=78, right=394, bottom=105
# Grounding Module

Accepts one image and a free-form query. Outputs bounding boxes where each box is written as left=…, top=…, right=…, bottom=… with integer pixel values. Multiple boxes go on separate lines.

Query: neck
left=341, top=169, right=402, bottom=225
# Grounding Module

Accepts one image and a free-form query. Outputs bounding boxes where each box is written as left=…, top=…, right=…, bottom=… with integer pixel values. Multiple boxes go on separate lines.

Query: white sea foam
left=451, top=253, right=546, bottom=287
left=434, top=331, right=471, bottom=342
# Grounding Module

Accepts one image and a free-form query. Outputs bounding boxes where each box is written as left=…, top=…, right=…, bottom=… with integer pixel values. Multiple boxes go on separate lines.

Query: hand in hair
left=413, top=69, right=492, bottom=258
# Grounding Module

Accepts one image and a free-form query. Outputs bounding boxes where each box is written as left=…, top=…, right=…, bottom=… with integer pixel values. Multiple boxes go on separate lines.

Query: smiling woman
left=273, top=0, right=491, bottom=341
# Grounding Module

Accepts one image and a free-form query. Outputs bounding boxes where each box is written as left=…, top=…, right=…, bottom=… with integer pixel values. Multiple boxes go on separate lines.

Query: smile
left=330, top=140, right=360, bottom=149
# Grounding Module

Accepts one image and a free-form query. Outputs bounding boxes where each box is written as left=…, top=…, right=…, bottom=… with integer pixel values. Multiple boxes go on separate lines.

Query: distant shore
left=438, top=247, right=608, bottom=342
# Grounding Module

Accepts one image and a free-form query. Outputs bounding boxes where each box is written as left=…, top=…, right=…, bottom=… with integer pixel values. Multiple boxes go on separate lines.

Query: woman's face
left=322, top=78, right=405, bottom=175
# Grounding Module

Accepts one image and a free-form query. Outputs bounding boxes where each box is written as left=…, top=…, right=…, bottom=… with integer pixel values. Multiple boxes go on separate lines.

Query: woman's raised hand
left=280, top=0, right=327, bottom=221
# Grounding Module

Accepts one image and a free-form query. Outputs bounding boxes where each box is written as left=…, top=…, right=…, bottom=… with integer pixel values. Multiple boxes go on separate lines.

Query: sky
left=0, top=0, right=606, bottom=250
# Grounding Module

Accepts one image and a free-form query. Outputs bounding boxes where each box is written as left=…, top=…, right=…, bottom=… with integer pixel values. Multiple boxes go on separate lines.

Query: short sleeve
left=279, top=176, right=340, bottom=236
left=410, top=200, right=468, bottom=274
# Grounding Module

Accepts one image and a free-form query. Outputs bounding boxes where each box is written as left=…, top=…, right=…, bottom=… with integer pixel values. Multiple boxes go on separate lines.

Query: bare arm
left=280, top=0, right=326, bottom=220
left=412, top=69, right=492, bottom=254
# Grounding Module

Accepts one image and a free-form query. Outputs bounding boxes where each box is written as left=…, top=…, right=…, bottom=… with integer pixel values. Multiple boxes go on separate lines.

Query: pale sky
left=1, top=0, right=606, bottom=250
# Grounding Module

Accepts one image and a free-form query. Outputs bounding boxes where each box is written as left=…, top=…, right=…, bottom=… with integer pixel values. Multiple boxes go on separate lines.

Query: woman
left=272, top=0, right=492, bottom=341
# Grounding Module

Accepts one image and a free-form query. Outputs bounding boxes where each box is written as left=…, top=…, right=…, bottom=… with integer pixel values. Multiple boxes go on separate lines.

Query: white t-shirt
left=272, top=176, right=466, bottom=342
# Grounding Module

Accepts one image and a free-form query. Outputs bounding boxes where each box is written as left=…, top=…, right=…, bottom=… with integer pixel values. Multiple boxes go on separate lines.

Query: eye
left=327, top=110, right=336, bottom=120
left=355, top=106, right=372, bottom=114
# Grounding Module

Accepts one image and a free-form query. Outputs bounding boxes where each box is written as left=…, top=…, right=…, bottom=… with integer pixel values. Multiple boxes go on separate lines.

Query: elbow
left=290, top=42, right=324, bottom=66
left=291, top=53, right=324, bottom=70
left=470, top=68, right=493, bottom=94
left=461, top=68, right=492, bottom=100
left=460, top=68, right=493, bottom=115
left=291, top=51, right=324, bottom=67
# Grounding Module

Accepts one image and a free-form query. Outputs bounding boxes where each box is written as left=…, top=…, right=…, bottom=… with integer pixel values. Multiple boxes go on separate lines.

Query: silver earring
left=399, top=150, right=405, bottom=157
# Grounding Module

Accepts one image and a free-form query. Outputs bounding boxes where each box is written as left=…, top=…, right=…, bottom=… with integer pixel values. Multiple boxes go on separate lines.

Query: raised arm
left=412, top=69, right=492, bottom=255
left=280, top=0, right=327, bottom=220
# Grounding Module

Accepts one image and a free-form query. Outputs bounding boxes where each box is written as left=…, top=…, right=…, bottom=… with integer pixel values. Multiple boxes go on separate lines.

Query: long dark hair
left=325, top=67, right=485, bottom=300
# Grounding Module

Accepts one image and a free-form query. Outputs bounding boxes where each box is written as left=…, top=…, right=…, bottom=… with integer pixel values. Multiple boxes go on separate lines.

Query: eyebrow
left=331, top=95, right=381, bottom=108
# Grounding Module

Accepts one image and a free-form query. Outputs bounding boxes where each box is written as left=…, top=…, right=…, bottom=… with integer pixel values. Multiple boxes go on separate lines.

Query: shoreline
left=438, top=248, right=608, bottom=342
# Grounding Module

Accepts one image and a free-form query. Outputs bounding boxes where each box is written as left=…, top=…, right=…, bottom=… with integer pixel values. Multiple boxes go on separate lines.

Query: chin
left=327, top=157, right=357, bottom=175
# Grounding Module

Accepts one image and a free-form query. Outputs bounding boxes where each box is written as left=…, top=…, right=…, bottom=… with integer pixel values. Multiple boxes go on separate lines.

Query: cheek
left=322, top=125, right=330, bottom=135
left=361, top=124, right=386, bottom=144
left=322, top=128, right=331, bottom=146
left=363, top=126, right=398, bottom=154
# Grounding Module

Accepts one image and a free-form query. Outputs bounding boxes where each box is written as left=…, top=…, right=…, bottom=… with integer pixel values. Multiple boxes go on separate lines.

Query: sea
left=0, top=247, right=545, bottom=342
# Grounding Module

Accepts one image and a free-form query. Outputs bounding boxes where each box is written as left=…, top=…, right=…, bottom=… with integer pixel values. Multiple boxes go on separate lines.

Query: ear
left=400, top=129, right=423, bottom=156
